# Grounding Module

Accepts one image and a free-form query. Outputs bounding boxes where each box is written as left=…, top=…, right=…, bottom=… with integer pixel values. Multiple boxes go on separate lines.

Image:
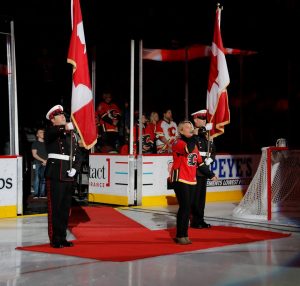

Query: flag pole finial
left=217, top=3, right=223, bottom=10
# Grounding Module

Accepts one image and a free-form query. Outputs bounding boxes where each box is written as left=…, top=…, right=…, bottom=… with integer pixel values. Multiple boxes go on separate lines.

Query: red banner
left=143, top=45, right=256, bottom=62
left=67, top=0, right=97, bottom=149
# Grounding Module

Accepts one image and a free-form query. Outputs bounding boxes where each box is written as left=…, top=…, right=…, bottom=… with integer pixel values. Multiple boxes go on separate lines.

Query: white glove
left=66, top=122, right=74, bottom=130
left=67, top=168, right=76, bottom=177
left=205, top=157, right=214, bottom=166
left=205, top=123, right=213, bottom=131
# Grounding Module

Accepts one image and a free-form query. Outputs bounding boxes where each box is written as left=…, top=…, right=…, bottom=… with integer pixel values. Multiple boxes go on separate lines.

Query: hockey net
left=233, top=147, right=300, bottom=220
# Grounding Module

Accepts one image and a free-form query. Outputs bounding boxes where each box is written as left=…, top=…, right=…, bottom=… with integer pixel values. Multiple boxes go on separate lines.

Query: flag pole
left=184, top=46, right=189, bottom=120
left=69, top=0, right=73, bottom=170
left=69, top=130, right=73, bottom=170
left=207, top=130, right=211, bottom=159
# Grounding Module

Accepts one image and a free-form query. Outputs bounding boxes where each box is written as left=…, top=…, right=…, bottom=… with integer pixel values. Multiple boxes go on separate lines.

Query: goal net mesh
left=233, top=148, right=300, bottom=220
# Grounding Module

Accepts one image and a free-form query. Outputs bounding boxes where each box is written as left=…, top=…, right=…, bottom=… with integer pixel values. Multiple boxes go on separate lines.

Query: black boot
left=50, top=242, right=64, bottom=248
left=190, top=221, right=211, bottom=229
left=61, top=240, right=74, bottom=247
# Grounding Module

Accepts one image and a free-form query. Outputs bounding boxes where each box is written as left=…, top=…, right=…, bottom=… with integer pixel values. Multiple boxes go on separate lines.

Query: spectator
left=148, top=111, right=159, bottom=153
left=31, top=128, right=48, bottom=198
left=155, top=108, right=178, bottom=154
left=95, top=91, right=121, bottom=153
left=119, top=100, right=130, bottom=146
left=133, top=113, right=155, bottom=154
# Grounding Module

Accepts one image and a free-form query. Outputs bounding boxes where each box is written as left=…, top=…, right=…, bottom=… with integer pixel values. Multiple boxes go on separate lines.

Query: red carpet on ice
left=16, top=206, right=291, bottom=262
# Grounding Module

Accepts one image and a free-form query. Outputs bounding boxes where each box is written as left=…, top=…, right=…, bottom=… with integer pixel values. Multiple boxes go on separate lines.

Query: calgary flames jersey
left=155, top=120, right=178, bottom=153
left=96, top=101, right=121, bottom=132
left=171, top=138, right=203, bottom=185
left=133, top=123, right=155, bottom=154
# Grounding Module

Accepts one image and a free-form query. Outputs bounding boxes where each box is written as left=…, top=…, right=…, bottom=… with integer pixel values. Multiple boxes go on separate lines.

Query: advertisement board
left=89, top=153, right=260, bottom=206
left=0, top=156, right=22, bottom=218
left=89, top=154, right=134, bottom=205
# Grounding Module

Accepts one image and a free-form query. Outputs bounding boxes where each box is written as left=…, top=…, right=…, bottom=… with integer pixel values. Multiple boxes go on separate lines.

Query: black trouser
left=190, top=175, right=207, bottom=225
left=46, top=179, right=73, bottom=244
left=174, top=181, right=196, bottom=238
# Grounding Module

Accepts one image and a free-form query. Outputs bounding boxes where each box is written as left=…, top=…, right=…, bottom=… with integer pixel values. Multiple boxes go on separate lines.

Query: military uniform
left=44, top=105, right=82, bottom=248
left=190, top=110, right=217, bottom=228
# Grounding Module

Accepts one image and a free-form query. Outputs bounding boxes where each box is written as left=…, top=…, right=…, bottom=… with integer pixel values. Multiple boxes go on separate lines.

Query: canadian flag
left=67, top=0, right=97, bottom=149
left=206, top=6, right=230, bottom=139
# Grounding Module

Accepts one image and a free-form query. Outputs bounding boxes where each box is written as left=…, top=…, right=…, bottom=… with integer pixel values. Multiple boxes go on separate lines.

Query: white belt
left=48, top=153, right=75, bottom=161
left=199, top=152, right=210, bottom=156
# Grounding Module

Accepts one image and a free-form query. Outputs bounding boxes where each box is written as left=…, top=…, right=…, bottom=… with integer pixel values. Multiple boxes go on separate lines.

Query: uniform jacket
left=195, top=132, right=216, bottom=179
left=44, top=125, right=82, bottom=182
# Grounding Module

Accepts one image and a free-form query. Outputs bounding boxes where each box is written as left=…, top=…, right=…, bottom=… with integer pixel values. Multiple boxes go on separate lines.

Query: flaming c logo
left=187, top=154, right=197, bottom=166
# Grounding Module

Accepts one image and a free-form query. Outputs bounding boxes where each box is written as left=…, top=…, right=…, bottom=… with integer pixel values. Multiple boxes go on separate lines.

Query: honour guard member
left=190, top=109, right=218, bottom=229
left=45, top=105, right=82, bottom=248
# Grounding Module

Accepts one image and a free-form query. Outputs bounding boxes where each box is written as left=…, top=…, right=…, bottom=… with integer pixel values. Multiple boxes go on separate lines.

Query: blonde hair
left=149, top=111, right=159, bottom=123
left=178, top=120, right=194, bottom=134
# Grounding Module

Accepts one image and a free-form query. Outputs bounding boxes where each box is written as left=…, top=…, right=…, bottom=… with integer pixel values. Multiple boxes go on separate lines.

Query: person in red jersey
left=170, top=121, right=203, bottom=245
left=120, top=113, right=155, bottom=155
left=133, top=113, right=155, bottom=154
left=96, top=91, right=121, bottom=153
left=148, top=111, right=160, bottom=153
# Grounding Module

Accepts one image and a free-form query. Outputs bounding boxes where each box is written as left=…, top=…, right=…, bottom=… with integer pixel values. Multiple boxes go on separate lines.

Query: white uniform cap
left=191, top=109, right=207, bottom=119
left=46, top=105, right=64, bottom=120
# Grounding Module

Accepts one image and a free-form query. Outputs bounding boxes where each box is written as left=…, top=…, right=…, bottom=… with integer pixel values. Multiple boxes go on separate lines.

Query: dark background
left=1, top=0, right=300, bottom=154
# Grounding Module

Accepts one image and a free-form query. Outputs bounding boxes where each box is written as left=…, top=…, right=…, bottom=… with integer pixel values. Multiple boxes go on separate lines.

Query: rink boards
left=0, top=156, right=22, bottom=218
left=88, top=153, right=260, bottom=206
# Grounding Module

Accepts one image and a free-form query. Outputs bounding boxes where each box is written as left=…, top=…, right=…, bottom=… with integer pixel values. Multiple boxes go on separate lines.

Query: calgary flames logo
left=168, top=126, right=177, bottom=137
left=187, top=153, right=198, bottom=166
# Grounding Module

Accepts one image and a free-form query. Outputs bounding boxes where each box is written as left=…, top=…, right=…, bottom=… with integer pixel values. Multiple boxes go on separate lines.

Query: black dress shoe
left=190, top=222, right=211, bottom=229
left=173, top=237, right=190, bottom=245
left=61, top=240, right=74, bottom=247
left=50, top=242, right=64, bottom=248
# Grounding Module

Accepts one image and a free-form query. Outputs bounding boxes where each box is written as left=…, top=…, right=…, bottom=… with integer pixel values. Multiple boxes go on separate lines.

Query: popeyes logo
left=89, top=158, right=111, bottom=188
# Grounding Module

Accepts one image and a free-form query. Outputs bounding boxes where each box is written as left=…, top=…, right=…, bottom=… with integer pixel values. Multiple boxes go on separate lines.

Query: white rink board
left=0, top=157, right=17, bottom=206
left=141, top=155, right=174, bottom=196
left=0, top=156, right=22, bottom=216
left=141, top=154, right=260, bottom=196
left=89, top=154, right=129, bottom=197
left=88, top=153, right=260, bottom=204
left=207, top=154, right=261, bottom=192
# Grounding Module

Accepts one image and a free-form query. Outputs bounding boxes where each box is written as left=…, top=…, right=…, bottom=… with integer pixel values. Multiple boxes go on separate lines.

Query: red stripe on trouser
left=46, top=179, right=53, bottom=243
